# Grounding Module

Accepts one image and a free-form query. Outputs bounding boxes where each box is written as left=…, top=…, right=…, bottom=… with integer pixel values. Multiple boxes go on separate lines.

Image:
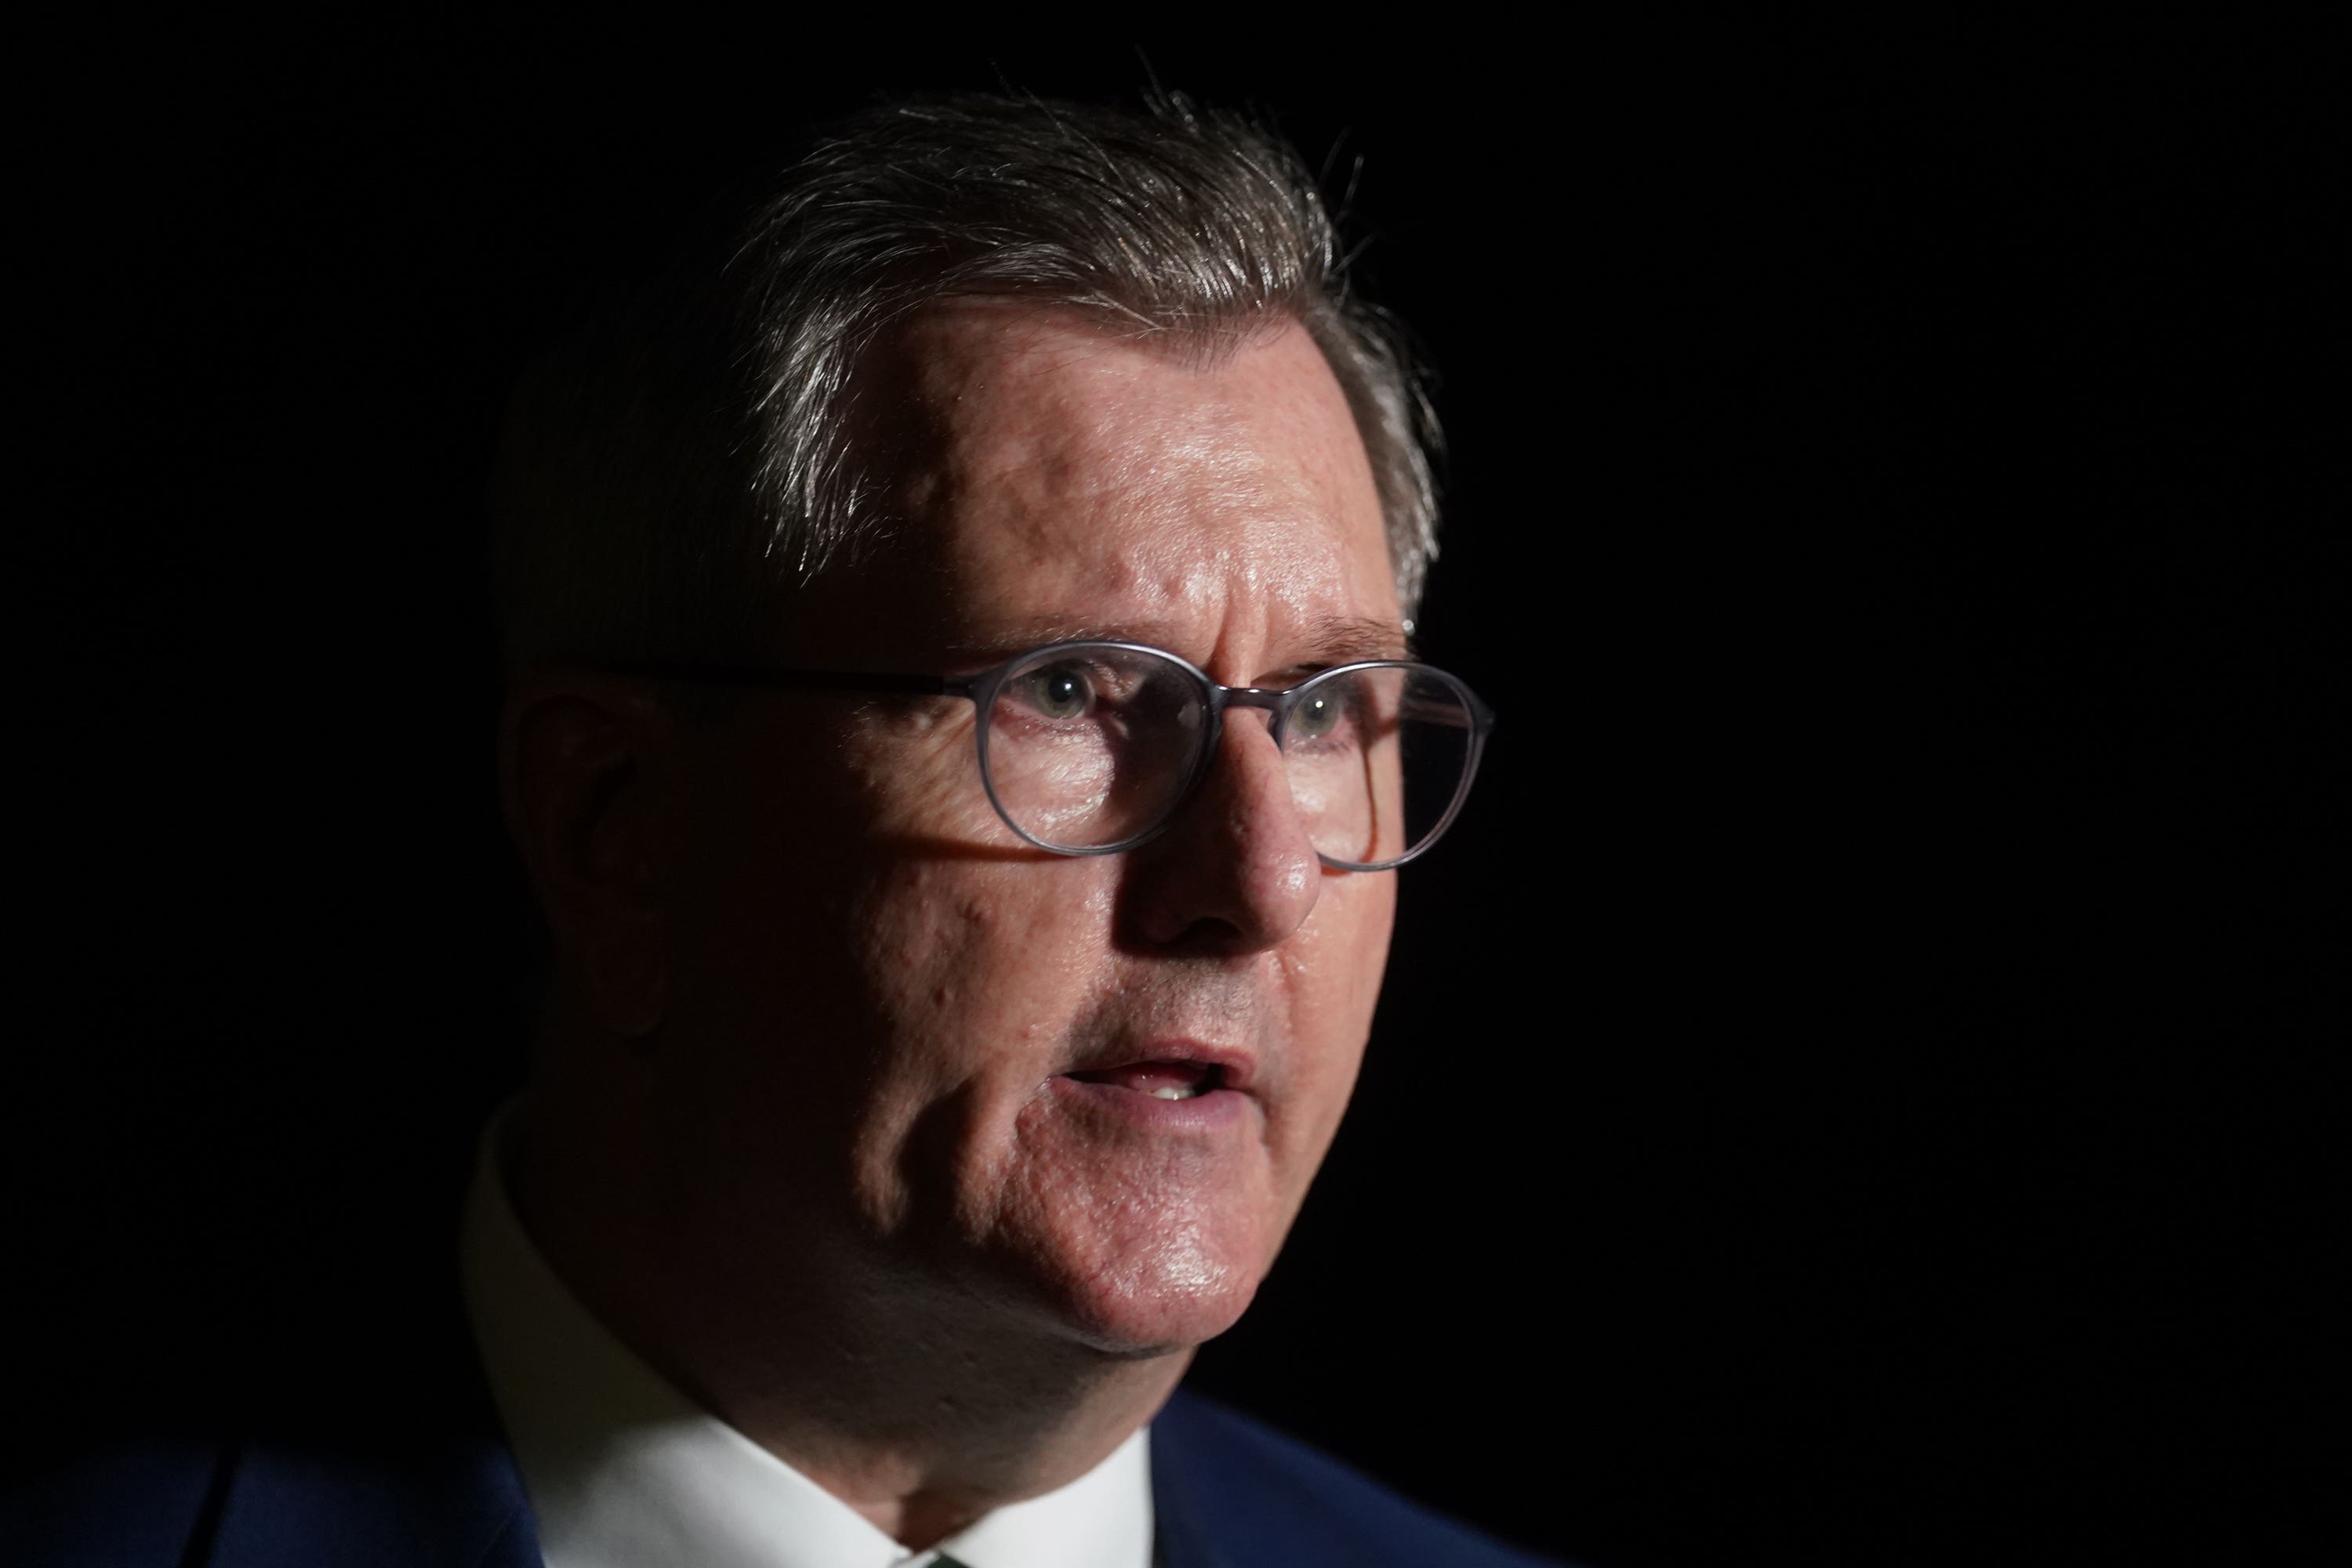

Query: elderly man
left=20, top=93, right=1539, bottom=1567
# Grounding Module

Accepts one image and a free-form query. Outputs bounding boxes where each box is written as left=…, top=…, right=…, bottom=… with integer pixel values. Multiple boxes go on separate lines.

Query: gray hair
left=494, top=91, right=1442, bottom=668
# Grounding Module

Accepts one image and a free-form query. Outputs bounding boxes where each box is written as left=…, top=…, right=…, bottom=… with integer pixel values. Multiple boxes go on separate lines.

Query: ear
left=499, top=670, right=686, bottom=1040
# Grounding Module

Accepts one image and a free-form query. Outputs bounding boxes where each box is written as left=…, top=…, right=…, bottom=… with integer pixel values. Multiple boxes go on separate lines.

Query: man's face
left=661, top=303, right=1400, bottom=1353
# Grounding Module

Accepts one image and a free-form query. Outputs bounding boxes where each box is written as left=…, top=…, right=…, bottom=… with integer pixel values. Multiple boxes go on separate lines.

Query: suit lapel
left=1151, top=1423, right=1234, bottom=1568
left=204, top=1428, right=541, bottom=1568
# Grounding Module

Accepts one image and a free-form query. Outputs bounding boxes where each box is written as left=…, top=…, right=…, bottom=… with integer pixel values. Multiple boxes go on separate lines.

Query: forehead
left=811, top=299, right=1400, bottom=673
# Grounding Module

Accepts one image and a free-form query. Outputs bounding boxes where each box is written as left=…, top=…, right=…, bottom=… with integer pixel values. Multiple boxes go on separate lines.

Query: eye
left=1018, top=662, right=1095, bottom=720
left=1290, top=688, right=1345, bottom=741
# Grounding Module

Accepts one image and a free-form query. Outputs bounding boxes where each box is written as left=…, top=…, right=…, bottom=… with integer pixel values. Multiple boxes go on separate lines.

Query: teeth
left=1147, top=1085, right=1203, bottom=1101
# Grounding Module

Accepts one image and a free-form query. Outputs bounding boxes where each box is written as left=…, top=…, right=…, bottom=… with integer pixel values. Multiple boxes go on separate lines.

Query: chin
left=946, top=1085, right=1310, bottom=1355
left=979, top=1200, right=1281, bottom=1357
left=1059, top=1243, right=1269, bottom=1357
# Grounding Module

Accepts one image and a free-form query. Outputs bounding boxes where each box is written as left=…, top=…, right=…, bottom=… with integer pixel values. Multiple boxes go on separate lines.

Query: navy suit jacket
left=13, top=1377, right=1557, bottom=1567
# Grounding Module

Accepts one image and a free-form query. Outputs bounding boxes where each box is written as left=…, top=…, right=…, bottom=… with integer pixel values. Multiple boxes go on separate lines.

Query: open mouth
left=1062, top=1059, right=1227, bottom=1102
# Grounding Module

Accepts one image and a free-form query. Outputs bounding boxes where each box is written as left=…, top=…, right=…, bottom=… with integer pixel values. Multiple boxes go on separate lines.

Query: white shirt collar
left=459, top=1109, right=1155, bottom=1568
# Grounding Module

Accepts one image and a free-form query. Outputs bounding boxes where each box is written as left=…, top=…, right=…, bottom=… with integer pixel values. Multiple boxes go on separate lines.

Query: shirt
left=459, top=1112, right=1156, bottom=1568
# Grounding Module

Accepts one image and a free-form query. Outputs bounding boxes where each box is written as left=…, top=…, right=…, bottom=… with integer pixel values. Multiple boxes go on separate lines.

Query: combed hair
left=494, top=91, right=1443, bottom=668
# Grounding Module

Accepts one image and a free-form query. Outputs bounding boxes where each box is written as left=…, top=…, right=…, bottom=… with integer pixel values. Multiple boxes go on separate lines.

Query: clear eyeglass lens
left=985, top=646, right=1208, bottom=849
left=1282, top=666, right=1477, bottom=869
left=983, top=647, right=1478, bottom=865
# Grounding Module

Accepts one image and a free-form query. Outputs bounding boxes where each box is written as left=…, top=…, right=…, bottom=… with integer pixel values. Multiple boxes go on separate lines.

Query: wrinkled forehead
left=796, top=299, right=1400, bottom=677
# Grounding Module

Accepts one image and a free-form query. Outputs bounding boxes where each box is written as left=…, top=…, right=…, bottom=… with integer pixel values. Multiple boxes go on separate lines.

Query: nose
left=1120, top=708, right=1323, bottom=953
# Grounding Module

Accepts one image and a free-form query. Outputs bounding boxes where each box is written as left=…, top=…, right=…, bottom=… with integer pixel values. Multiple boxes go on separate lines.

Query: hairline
left=494, top=92, right=1441, bottom=673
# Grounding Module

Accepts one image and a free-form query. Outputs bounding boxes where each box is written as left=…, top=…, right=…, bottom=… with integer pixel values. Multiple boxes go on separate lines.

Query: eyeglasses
left=623, top=639, right=1494, bottom=872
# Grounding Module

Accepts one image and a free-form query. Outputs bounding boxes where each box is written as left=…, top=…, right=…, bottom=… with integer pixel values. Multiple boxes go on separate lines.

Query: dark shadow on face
left=856, top=832, right=1371, bottom=873
left=860, top=832, right=1065, bottom=864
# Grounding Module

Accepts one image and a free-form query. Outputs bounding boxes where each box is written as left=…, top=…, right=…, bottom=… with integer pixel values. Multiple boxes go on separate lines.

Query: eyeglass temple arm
left=613, top=662, right=970, bottom=699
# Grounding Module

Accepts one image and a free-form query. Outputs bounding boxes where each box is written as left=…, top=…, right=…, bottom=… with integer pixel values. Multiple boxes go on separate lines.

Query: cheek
left=1334, top=871, right=1399, bottom=1011
left=839, top=855, right=1120, bottom=1178
left=1274, top=872, right=1396, bottom=1153
left=1291, top=870, right=1396, bottom=1039
left=853, top=861, right=1113, bottom=1047
left=832, top=708, right=1134, bottom=1057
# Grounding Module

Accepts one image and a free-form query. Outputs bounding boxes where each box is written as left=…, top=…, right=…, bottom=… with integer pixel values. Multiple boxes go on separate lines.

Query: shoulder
left=5, top=1334, right=533, bottom=1568
left=6, top=1427, right=535, bottom=1568
left=3, top=1439, right=230, bottom=1568
left=1151, top=1389, right=1566, bottom=1568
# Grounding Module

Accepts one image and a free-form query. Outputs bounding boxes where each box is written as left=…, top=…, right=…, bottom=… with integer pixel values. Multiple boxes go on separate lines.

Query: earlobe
left=499, top=674, right=681, bottom=1040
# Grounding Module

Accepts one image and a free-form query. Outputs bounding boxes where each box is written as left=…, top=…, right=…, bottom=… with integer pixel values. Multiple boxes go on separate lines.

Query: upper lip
left=1058, top=1037, right=1259, bottom=1094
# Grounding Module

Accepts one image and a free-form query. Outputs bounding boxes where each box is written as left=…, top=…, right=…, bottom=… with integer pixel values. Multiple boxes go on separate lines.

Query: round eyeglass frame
left=961, top=640, right=1494, bottom=871
left=612, top=638, right=1497, bottom=873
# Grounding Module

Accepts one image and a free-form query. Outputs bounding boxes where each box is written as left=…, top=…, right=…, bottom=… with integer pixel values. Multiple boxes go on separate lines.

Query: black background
left=19, top=20, right=2343, bottom=1566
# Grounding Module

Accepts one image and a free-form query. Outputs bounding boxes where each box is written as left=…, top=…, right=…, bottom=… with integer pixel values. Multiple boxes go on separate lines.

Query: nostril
left=1161, top=914, right=1245, bottom=950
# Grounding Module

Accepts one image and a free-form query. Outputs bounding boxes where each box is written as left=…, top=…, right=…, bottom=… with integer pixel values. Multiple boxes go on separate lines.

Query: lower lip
left=1048, top=1074, right=1254, bottom=1133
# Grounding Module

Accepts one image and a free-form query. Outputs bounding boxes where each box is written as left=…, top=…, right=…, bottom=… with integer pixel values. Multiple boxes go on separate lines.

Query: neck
left=511, top=1083, right=1186, bottom=1549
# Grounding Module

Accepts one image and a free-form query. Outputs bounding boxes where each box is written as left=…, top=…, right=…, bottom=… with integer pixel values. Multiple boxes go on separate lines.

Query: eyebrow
left=1285, top=614, right=1417, bottom=666
left=948, top=613, right=1415, bottom=671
